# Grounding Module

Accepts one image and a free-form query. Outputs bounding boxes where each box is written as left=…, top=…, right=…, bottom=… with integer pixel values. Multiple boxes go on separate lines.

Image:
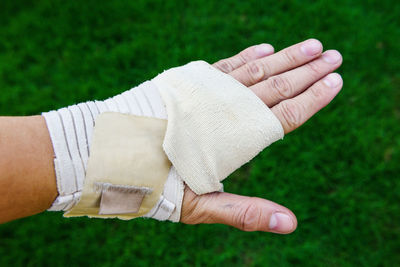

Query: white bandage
left=43, top=60, right=283, bottom=222
left=154, top=61, right=284, bottom=194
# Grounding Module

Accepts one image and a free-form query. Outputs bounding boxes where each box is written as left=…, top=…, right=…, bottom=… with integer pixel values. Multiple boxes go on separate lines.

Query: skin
left=0, top=39, right=343, bottom=234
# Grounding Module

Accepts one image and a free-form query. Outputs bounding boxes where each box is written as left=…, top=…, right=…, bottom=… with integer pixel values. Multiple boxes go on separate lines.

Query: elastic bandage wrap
left=43, top=81, right=184, bottom=221
left=43, top=60, right=284, bottom=222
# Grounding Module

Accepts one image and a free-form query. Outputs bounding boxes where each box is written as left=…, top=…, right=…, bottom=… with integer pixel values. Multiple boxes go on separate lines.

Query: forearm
left=0, top=116, right=57, bottom=223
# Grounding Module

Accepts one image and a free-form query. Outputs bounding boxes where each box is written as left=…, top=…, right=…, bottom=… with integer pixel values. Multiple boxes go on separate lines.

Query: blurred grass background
left=0, top=0, right=399, bottom=266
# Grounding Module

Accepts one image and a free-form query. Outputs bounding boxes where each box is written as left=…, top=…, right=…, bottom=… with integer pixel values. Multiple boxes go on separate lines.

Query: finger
left=271, top=73, right=343, bottom=134
left=182, top=190, right=297, bottom=233
left=250, top=50, right=343, bottom=107
left=230, top=39, right=323, bottom=87
left=213, top=44, right=274, bottom=73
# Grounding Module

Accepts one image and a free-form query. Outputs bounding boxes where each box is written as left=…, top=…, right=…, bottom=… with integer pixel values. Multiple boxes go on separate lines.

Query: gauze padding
left=153, top=61, right=284, bottom=195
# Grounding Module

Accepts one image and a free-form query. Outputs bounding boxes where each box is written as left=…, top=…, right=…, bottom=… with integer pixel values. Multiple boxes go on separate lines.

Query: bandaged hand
left=44, top=39, right=343, bottom=234
left=181, top=39, right=343, bottom=233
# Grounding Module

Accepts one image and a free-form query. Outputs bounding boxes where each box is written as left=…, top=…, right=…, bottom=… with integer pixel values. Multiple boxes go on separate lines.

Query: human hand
left=180, top=39, right=343, bottom=233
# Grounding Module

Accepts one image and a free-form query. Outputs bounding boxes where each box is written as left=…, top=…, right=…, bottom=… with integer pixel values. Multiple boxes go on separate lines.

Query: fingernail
left=269, top=212, right=294, bottom=232
left=254, top=44, right=274, bottom=57
left=300, top=39, right=322, bottom=56
left=323, top=73, right=342, bottom=88
left=322, top=50, right=342, bottom=64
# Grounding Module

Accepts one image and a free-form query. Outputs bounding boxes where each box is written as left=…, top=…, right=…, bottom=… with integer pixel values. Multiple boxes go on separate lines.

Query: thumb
left=181, top=187, right=297, bottom=234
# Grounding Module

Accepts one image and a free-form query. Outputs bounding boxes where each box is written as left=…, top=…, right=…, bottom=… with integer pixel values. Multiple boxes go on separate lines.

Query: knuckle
left=269, top=76, right=294, bottom=99
left=310, top=84, right=324, bottom=99
left=282, top=49, right=298, bottom=65
left=280, top=100, right=303, bottom=129
left=237, top=201, right=262, bottom=232
left=306, top=61, right=321, bottom=78
left=245, top=61, right=265, bottom=83
left=215, top=59, right=235, bottom=73
left=238, top=49, right=253, bottom=63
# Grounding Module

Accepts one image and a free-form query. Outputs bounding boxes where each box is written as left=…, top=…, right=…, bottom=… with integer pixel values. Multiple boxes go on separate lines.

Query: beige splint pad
left=65, top=112, right=170, bottom=219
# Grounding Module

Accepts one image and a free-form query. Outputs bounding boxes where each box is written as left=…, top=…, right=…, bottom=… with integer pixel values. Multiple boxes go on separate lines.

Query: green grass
left=0, top=0, right=399, bottom=266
